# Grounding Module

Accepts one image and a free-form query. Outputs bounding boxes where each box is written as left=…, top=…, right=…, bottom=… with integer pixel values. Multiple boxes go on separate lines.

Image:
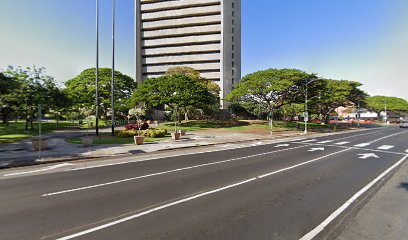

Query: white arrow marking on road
left=318, top=140, right=334, bottom=143
left=4, top=163, right=73, bottom=177
left=358, top=153, right=379, bottom=159
left=377, top=145, right=394, bottom=150
left=274, top=144, right=290, bottom=148
left=354, top=143, right=370, bottom=147
left=301, top=139, right=317, bottom=143
left=308, top=147, right=325, bottom=152
left=335, top=142, right=350, bottom=145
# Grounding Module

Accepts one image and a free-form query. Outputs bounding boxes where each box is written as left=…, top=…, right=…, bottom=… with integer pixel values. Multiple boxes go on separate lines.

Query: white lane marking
left=308, top=148, right=325, bottom=152
left=300, top=154, right=408, bottom=240
left=56, top=177, right=257, bottom=240
left=354, top=143, right=370, bottom=147
left=406, top=149, right=408, bottom=153
left=43, top=145, right=307, bottom=197
left=258, top=148, right=350, bottom=178
left=56, top=148, right=352, bottom=240
left=70, top=138, right=305, bottom=171
left=274, top=144, right=290, bottom=148
left=335, top=141, right=350, bottom=145
left=377, top=145, right=394, bottom=150
left=3, top=163, right=73, bottom=177
left=68, top=129, right=386, bottom=172
left=301, top=139, right=317, bottom=143
left=318, top=140, right=334, bottom=144
left=369, top=130, right=408, bottom=144
left=358, top=153, right=379, bottom=159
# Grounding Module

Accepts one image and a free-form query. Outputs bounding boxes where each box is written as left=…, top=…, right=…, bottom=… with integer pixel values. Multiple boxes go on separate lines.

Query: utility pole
left=111, top=0, right=116, bottom=136
left=95, top=0, right=100, bottom=136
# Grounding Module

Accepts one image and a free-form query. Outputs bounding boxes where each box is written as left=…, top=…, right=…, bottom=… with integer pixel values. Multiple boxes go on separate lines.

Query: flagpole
left=95, top=0, right=99, bottom=136
left=111, top=0, right=116, bottom=136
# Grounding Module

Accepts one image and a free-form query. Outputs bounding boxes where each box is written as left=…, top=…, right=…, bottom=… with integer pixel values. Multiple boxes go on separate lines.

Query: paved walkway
left=0, top=127, right=305, bottom=168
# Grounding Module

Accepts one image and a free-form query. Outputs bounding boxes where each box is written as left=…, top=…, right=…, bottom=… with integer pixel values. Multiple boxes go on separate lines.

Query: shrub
left=124, top=122, right=149, bottom=131
left=117, top=130, right=137, bottom=138
left=142, top=128, right=167, bottom=138
left=116, top=128, right=167, bottom=138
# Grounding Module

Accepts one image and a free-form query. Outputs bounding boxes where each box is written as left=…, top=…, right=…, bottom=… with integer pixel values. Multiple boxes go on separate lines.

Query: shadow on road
left=399, top=182, right=408, bottom=191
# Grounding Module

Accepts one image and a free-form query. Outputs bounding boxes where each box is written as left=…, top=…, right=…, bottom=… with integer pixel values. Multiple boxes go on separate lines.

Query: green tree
left=132, top=74, right=218, bottom=123
left=366, top=96, right=408, bottom=116
left=311, top=79, right=367, bottom=123
left=165, top=66, right=221, bottom=121
left=65, top=68, right=136, bottom=122
left=2, top=66, right=61, bottom=127
left=281, top=103, right=305, bottom=121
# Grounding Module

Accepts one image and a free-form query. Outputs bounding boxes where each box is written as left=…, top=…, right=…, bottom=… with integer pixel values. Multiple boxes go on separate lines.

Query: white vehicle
left=400, top=121, right=408, bottom=128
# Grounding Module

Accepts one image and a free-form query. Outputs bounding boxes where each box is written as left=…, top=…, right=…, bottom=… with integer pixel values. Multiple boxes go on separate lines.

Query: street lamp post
left=384, top=99, right=388, bottom=124
left=95, top=0, right=99, bottom=136
left=111, top=0, right=116, bottom=136
left=304, top=78, right=318, bottom=134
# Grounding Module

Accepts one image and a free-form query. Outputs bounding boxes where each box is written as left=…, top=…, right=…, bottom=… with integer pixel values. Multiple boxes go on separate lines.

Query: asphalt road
left=0, top=127, right=407, bottom=240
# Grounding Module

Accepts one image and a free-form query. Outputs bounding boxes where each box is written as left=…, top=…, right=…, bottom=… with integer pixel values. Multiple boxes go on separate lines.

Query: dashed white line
left=300, top=154, right=408, bottom=240
left=56, top=148, right=352, bottom=240
left=335, top=141, right=350, bottom=145
left=354, top=143, right=370, bottom=147
left=43, top=145, right=307, bottom=197
left=301, top=139, right=317, bottom=143
left=377, top=145, right=394, bottom=150
left=318, top=140, right=334, bottom=144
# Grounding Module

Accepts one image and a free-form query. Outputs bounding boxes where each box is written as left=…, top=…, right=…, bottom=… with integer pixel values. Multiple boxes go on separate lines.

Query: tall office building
left=135, top=0, right=241, bottom=108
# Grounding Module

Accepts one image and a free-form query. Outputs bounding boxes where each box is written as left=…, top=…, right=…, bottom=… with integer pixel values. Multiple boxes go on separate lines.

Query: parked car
left=400, top=121, right=408, bottom=128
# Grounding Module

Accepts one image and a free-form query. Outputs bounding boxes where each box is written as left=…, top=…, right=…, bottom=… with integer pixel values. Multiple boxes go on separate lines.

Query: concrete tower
left=135, top=0, right=241, bottom=108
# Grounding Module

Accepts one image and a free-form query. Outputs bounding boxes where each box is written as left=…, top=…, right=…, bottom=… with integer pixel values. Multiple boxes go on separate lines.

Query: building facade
left=135, top=0, right=241, bottom=108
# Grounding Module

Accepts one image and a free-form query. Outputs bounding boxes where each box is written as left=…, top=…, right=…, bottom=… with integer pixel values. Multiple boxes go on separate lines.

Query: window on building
left=232, top=36, right=234, bottom=42
left=232, top=2, right=234, bottom=8
left=232, top=61, right=235, bottom=67
left=232, top=78, right=235, bottom=84
left=232, top=53, right=234, bottom=58
left=232, top=11, right=234, bottom=17
left=232, top=45, right=234, bottom=51
left=232, top=19, right=235, bottom=25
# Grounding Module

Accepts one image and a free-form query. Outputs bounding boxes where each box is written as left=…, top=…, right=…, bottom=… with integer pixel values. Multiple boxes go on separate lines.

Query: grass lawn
left=0, top=121, right=78, bottom=144
left=65, top=133, right=172, bottom=145
left=158, top=120, right=330, bottom=133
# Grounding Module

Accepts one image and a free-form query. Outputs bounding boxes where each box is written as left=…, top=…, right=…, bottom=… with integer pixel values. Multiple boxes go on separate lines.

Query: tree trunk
left=2, top=114, right=7, bottom=124
left=184, top=107, right=189, bottom=122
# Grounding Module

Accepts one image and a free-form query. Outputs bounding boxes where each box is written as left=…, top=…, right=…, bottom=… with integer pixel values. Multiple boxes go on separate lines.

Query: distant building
left=135, top=0, right=241, bottom=108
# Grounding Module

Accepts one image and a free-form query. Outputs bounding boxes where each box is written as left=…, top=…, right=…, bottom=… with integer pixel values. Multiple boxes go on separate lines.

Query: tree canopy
left=64, top=68, right=136, bottom=119
left=366, top=96, right=408, bottom=114
left=131, top=74, right=218, bottom=113
left=226, top=68, right=316, bottom=111
left=165, top=66, right=221, bottom=97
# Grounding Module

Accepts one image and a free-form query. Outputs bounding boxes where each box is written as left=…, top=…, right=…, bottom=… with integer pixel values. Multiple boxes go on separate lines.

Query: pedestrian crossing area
left=294, top=138, right=405, bottom=152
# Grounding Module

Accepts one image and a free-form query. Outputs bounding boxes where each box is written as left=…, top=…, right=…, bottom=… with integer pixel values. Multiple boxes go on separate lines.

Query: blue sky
left=1, top=0, right=407, bottom=99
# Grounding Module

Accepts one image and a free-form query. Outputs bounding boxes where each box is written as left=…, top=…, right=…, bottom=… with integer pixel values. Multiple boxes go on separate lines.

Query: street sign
left=303, top=112, right=309, bottom=118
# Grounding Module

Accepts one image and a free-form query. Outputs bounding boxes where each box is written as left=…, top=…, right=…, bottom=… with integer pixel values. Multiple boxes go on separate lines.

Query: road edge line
left=299, top=154, right=408, bottom=240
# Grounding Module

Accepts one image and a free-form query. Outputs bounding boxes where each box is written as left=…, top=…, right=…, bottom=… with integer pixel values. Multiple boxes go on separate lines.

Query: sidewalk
left=0, top=128, right=306, bottom=168
left=336, top=159, right=408, bottom=240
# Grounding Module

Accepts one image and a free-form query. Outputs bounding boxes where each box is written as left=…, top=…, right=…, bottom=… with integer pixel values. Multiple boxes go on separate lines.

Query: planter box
left=177, top=129, right=186, bottom=136
left=134, top=136, right=145, bottom=145
left=171, top=132, right=181, bottom=140
left=81, top=136, right=93, bottom=147
left=32, top=137, right=48, bottom=151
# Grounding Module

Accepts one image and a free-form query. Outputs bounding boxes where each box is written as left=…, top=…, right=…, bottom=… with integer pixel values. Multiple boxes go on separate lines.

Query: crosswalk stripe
left=354, top=143, right=370, bottom=147
left=301, top=139, right=317, bottom=143
left=377, top=145, right=394, bottom=150
left=318, top=140, right=334, bottom=143
left=335, top=142, right=350, bottom=145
